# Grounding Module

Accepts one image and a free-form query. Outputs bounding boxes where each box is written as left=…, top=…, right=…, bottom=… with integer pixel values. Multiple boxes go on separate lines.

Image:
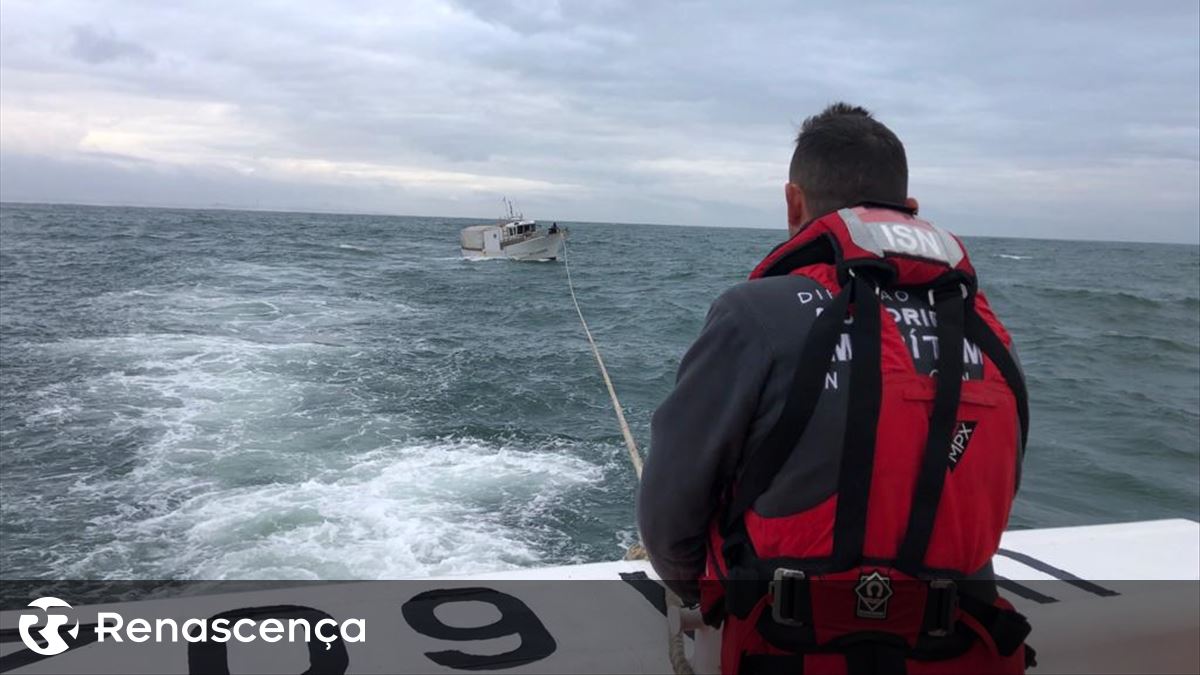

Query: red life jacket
left=700, top=205, right=1033, bottom=675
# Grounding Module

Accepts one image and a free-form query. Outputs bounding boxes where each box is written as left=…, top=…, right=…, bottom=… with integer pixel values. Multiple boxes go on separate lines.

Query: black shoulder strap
left=830, top=275, right=884, bottom=566
left=963, top=311, right=1030, bottom=450
left=896, top=285, right=967, bottom=570
left=722, top=279, right=853, bottom=529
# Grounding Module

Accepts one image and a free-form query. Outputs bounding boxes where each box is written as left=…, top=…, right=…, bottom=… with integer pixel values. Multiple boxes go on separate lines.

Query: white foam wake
left=10, top=330, right=605, bottom=581
left=67, top=439, right=603, bottom=580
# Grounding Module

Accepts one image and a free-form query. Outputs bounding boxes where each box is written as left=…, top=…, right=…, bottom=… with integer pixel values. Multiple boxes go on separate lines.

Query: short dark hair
left=789, top=102, right=908, bottom=220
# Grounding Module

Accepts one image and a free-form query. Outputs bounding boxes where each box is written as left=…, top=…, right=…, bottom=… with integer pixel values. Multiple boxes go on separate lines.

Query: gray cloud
left=0, top=0, right=1196, bottom=242
left=68, top=24, right=154, bottom=64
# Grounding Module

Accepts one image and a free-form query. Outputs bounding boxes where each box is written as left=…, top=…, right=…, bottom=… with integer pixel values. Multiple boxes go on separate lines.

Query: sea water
left=1, top=202, right=1197, bottom=582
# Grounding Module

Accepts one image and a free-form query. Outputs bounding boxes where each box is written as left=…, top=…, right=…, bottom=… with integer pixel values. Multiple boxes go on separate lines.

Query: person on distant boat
left=549, top=222, right=559, bottom=234
left=638, top=103, right=1033, bottom=674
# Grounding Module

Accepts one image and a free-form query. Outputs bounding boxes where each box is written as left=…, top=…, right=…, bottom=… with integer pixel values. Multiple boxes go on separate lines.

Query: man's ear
left=905, top=196, right=919, bottom=215
left=786, top=182, right=807, bottom=237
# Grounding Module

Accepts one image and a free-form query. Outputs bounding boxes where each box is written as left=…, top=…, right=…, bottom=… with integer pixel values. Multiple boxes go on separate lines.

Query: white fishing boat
left=2, top=519, right=1196, bottom=674
left=460, top=200, right=566, bottom=261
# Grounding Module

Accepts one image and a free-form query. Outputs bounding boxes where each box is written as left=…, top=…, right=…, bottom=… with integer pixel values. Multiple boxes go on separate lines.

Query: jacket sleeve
left=637, top=288, right=773, bottom=603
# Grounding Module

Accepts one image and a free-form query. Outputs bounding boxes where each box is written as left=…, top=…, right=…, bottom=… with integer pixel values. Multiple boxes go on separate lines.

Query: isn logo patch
left=948, top=421, right=978, bottom=470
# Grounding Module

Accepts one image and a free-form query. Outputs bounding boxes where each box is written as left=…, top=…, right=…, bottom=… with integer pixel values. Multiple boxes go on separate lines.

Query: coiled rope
left=560, top=237, right=694, bottom=675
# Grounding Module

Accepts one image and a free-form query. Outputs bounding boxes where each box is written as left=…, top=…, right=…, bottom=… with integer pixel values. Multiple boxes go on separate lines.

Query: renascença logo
left=18, top=597, right=80, bottom=656
left=17, top=597, right=365, bottom=653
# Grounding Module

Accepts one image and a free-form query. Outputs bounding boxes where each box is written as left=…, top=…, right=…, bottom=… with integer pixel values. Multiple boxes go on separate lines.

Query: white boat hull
left=2, top=519, right=1197, bottom=674
left=461, top=232, right=564, bottom=261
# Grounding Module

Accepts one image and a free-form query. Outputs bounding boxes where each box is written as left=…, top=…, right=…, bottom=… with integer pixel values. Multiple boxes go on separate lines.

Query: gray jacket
left=636, top=273, right=1017, bottom=602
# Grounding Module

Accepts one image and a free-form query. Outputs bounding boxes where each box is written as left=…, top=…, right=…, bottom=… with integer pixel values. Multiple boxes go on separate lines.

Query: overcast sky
left=1, top=1, right=1197, bottom=242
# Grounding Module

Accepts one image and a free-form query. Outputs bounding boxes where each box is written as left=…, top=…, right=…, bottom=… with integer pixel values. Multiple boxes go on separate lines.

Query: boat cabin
left=502, top=220, right=538, bottom=242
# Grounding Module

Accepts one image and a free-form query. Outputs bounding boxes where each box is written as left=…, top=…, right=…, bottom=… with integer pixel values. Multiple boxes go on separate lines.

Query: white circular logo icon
left=17, top=597, right=80, bottom=656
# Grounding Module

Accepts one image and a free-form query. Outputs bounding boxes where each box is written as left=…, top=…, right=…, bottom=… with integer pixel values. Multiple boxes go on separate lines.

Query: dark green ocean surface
left=1, top=202, right=1197, bottom=581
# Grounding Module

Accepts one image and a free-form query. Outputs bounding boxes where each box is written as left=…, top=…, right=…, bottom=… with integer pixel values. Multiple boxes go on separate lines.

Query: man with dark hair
left=787, top=103, right=911, bottom=231
left=638, top=103, right=1032, bottom=674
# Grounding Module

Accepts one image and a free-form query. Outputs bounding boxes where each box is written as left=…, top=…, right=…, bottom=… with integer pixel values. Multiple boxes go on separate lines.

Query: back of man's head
left=789, top=103, right=908, bottom=221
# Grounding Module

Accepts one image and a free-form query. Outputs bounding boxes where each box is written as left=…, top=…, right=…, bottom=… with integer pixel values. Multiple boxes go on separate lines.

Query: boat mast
left=498, top=197, right=526, bottom=224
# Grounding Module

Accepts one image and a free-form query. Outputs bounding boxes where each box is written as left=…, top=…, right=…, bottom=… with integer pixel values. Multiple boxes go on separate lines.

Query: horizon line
left=1, top=199, right=1196, bottom=247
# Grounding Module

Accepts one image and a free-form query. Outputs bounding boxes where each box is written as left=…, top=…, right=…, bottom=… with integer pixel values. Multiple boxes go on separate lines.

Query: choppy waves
left=1, top=324, right=610, bottom=580
left=1, top=204, right=1197, bottom=581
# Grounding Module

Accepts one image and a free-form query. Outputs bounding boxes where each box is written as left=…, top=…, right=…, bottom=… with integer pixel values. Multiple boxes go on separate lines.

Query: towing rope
left=560, top=237, right=694, bottom=675
left=561, top=237, right=643, bottom=479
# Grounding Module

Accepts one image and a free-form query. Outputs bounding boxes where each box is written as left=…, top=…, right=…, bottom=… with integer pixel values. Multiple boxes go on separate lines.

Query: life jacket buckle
left=927, top=283, right=970, bottom=306
left=926, top=579, right=958, bottom=637
left=769, top=568, right=808, bottom=627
